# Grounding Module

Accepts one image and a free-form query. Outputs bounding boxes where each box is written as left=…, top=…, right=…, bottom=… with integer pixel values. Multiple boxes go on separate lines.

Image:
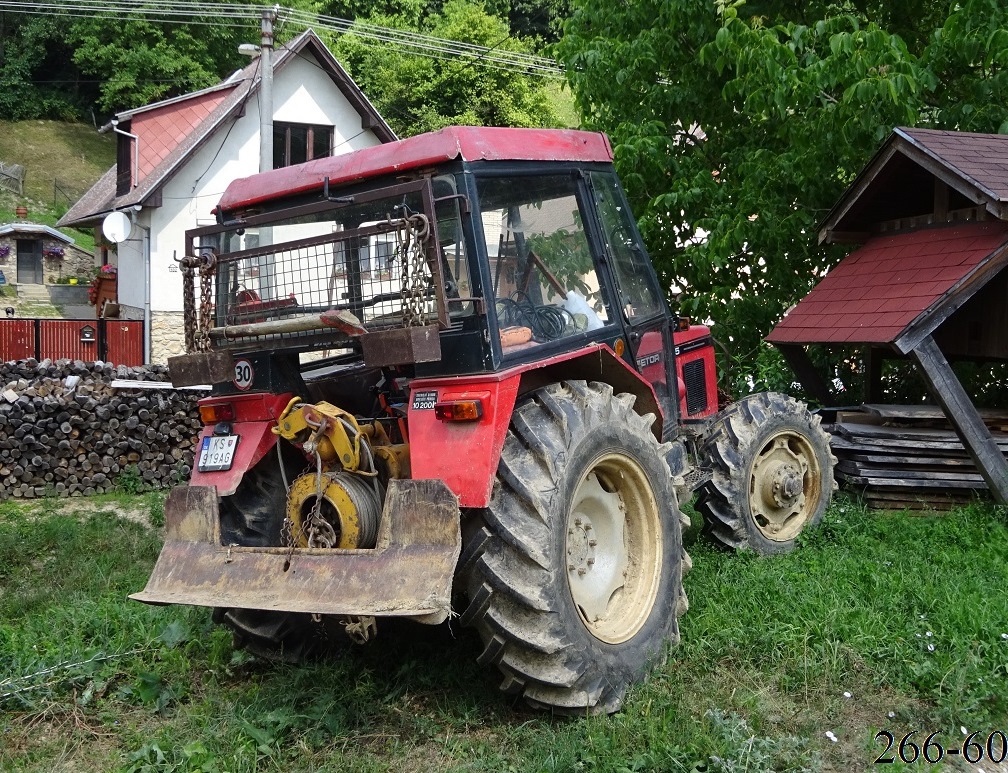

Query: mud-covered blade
left=131, top=479, right=461, bottom=624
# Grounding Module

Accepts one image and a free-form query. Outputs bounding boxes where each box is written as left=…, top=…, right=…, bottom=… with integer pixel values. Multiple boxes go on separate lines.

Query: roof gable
left=820, top=127, right=1008, bottom=244
left=131, top=88, right=231, bottom=179
left=58, top=29, right=393, bottom=229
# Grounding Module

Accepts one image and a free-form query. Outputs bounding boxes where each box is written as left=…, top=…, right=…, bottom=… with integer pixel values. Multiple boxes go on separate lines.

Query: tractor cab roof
left=216, top=126, right=614, bottom=215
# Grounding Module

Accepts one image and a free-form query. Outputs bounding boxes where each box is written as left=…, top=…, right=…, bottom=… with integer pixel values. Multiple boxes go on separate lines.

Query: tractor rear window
left=189, top=176, right=472, bottom=355
left=477, top=175, right=612, bottom=354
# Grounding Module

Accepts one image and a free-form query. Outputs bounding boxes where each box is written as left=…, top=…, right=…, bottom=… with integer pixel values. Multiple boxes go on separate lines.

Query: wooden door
left=16, top=239, right=42, bottom=284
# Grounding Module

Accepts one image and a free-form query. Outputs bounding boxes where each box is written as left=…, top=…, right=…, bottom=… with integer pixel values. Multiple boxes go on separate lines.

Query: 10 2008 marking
left=875, top=729, right=1007, bottom=764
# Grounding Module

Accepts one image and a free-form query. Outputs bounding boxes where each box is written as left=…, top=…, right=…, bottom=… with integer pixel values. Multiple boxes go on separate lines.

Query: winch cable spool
left=282, top=404, right=384, bottom=553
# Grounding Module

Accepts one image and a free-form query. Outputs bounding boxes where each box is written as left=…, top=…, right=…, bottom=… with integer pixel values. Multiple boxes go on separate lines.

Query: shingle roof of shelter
left=771, top=127, right=1008, bottom=352
left=767, top=221, right=1008, bottom=346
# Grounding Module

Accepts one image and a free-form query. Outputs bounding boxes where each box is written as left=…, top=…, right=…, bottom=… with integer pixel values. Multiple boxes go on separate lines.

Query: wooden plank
left=909, top=336, right=1008, bottom=504
left=834, top=421, right=1007, bottom=443
left=835, top=461, right=985, bottom=483
left=831, top=449, right=980, bottom=467
left=862, top=404, right=1008, bottom=422
left=836, top=472, right=985, bottom=490
left=831, top=426, right=1005, bottom=453
left=111, top=379, right=211, bottom=391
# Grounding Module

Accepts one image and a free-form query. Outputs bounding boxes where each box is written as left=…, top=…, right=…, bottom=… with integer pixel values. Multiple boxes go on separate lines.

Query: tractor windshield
left=476, top=174, right=613, bottom=355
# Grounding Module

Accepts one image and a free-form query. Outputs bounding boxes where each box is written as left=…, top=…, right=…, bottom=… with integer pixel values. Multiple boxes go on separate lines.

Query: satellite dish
left=102, top=211, right=133, bottom=244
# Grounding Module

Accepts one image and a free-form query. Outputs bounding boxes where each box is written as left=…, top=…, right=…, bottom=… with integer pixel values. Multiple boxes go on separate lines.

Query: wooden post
left=774, top=343, right=834, bottom=406
left=910, top=335, right=1008, bottom=504
left=863, top=345, right=885, bottom=404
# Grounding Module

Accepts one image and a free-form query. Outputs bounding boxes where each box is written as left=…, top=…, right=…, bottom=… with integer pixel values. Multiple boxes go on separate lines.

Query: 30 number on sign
left=233, top=359, right=254, bottom=390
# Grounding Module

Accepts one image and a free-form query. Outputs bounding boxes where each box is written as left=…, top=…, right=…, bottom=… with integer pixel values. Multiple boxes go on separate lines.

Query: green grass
left=1, top=494, right=1006, bottom=772
left=0, top=119, right=115, bottom=252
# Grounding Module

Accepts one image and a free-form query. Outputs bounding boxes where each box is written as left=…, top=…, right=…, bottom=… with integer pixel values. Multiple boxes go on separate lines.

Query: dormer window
left=273, top=122, right=333, bottom=169
left=116, top=133, right=134, bottom=196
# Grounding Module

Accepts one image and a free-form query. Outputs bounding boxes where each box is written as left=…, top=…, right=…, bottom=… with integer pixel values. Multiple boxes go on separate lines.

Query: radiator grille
left=683, top=358, right=708, bottom=415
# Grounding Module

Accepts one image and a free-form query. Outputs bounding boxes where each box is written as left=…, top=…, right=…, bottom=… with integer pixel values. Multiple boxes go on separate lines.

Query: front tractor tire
left=459, top=381, right=687, bottom=715
left=696, top=391, right=837, bottom=555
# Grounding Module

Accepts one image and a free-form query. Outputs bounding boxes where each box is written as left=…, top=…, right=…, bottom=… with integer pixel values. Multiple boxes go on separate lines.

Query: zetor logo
left=637, top=352, right=661, bottom=369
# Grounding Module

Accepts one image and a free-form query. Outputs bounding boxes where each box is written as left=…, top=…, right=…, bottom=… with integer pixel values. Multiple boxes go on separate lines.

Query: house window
left=273, top=122, right=333, bottom=169
left=116, top=134, right=133, bottom=196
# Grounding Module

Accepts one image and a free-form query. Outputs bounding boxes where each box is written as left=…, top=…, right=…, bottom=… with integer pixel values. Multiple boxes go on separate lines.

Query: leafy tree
left=0, top=13, right=91, bottom=120
left=68, top=11, right=249, bottom=114
left=331, top=0, right=559, bottom=137
left=556, top=0, right=1008, bottom=394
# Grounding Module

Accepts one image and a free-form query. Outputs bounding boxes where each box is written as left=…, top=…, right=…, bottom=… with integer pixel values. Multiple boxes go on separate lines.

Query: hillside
left=0, top=120, right=114, bottom=218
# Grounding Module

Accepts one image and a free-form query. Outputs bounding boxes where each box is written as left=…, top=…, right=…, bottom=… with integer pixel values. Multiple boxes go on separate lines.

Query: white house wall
left=125, top=52, right=385, bottom=362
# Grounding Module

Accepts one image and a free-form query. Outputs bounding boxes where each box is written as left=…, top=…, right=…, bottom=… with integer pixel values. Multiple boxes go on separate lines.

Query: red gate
left=0, top=318, right=144, bottom=365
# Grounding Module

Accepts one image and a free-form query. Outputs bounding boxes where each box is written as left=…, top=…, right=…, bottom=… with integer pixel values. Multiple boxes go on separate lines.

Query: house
left=767, top=126, right=1008, bottom=505
left=0, top=215, right=93, bottom=289
left=58, top=29, right=396, bottom=363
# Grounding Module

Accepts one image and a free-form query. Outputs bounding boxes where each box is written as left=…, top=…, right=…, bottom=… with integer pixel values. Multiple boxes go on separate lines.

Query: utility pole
left=260, top=7, right=275, bottom=174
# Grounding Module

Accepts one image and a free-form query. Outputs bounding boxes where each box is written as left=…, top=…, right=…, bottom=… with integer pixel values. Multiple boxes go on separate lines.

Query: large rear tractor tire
left=696, top=391, right=837, bottom=554
left=215, top=447, right=334, bottom=662
left=458, top=381, right=688, bottom=714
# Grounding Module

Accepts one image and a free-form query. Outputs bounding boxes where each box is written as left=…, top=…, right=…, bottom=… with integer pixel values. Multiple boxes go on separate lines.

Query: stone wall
left=151, top=310, right=187, bottom=364
left=0, top=358, right=203, bottom=499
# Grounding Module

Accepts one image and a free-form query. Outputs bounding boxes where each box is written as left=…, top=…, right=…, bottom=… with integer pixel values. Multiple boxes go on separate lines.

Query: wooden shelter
left=767, top=127, right=1008, bottom=505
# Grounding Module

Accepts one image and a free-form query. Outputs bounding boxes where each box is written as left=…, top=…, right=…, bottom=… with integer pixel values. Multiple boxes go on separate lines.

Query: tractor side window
left=432, top=175, right=473, bottom=318
left=477, top=175, right=611, bottom=352
left=591, top=173, right=664, bottom=322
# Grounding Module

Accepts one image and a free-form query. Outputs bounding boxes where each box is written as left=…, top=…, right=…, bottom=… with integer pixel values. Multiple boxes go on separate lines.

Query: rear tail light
left=434, top=399, right=483, bottom=422
left=199, top=402, right=235, bottom=425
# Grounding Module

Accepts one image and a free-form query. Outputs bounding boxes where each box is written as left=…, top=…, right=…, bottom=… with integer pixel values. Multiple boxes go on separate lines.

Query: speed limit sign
left=233, top=359, right=254, bottom=390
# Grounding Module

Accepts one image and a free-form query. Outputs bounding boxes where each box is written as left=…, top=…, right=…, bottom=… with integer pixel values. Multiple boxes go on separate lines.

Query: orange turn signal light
left=434, top=399, right=484, bottom=422
left=675, top=316, right=691, bottom=332
left=199, top=402, right=235, bottom=425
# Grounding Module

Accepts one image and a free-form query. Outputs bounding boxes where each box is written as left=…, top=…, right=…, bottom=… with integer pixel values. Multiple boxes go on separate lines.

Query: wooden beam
left=934, top=178, right=949, bottom=222
left=774, top=343, right=834, bottom=406
left=863, top=345, right=884, bottom=404
left=909, top=335, right=1008, bottom=504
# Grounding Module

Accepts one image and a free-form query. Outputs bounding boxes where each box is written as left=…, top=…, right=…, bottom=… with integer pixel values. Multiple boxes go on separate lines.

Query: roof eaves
left=106, top=76, right=249, bottom=126
left=894, top=235, right=1008, bottom=354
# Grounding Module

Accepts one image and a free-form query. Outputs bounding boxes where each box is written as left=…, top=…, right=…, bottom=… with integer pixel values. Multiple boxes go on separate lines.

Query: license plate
left=198, top=435, right=239, bottom=472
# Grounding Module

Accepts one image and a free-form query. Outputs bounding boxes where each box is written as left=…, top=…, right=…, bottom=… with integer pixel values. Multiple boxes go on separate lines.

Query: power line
left=0, top=0, right=565, bottom=79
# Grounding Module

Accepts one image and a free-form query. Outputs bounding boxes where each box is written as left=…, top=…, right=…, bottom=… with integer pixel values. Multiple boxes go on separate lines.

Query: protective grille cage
left=204, top=219, right=440, bottom=348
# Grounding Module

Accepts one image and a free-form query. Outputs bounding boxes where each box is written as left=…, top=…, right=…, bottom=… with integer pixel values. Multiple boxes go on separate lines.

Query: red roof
left=767, top=221, right=1008, bottom=345
left=133, top=90, right=230, bottom=180
left=217, top=126, right=614, bottom=213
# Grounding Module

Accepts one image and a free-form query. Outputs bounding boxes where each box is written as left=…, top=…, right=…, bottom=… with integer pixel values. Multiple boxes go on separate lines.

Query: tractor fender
left=188, top=392, right=296, bottom=496
left=409, top=344, right=662, bottom=508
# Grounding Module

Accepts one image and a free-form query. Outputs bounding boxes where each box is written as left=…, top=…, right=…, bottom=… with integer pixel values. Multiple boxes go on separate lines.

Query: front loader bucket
left=131, top=479, right=461, bottom=624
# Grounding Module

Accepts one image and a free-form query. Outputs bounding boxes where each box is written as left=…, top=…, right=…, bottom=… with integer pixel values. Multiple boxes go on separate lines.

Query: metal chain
left=176, top=255, right=197, bottom=353
left=396, top=214, right=431, bottom=327
left=196, top=252, right=216, bottom=352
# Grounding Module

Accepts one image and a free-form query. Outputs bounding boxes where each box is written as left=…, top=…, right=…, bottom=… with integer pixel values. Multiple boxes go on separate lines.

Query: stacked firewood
left=0, top=359, right=203, bottom=499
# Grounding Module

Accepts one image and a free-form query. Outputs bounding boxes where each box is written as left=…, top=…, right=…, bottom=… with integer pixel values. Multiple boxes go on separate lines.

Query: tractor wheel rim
left=749, top=430, right=822, bottom=542
left=566, top=454, right=662, bottom=644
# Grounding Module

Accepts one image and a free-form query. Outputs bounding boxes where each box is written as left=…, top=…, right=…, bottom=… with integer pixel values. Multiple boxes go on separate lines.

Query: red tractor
left=134, top=126, right=835, bottom=714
